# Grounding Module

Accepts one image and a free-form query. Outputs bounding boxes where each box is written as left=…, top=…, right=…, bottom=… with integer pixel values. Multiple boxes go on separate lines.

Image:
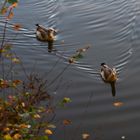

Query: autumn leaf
left=13, top=133, right=22, bottom=140
left=68, top=45, right=90, bottom=64
left=33, top=114, right=41, bottom=119
left=3, top=134, right=13, bottom=140
left=59, top=97, right=72, bottom=107
left=0, top=79, right=9, bottom=88
left=82, top=133, right=90, bottom=140
left=113, top=101, right=124, bottom=107
left=3, top=127, right=10, bottom=132
left=11, top=2, right=18, bottom=8
left=19, top=124, right=30, bottom=129
left=12, top=57, right=20, bottom=63
left=76, top=45, right=90, bottom=53
left=13, top=23, right=22, bottom=31
left=63, top=119, right=72, bottom=125
left=0, top=7, right=7, bottom=15
left=0, top=48, right=6, bottom=53
left=5, top=53, right=12, bottom=59
left=21, top=102, right=25, bottom=107
left=4, top=44, right=12, bottom=50
left=62, top=97, right=72, bottom=103
left=12, top=80, right=22, bottom=85
left=10, top=80, right=22, bottom=88
left=45, top=129, right=53, bottom=135
left=69, top=57, right=75, bottom=64
left=47, top=124, right=56, bottom=129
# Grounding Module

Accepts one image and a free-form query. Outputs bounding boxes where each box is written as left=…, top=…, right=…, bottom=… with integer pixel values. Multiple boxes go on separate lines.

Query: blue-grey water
left=1, top=0, right=140, bottom=140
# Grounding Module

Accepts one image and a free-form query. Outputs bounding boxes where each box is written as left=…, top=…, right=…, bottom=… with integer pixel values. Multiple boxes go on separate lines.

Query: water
left=1, top=0, right=140, bottom=139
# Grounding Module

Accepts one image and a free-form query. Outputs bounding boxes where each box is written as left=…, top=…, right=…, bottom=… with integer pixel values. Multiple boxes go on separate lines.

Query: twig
left=47, top=63, right=70, bottom=88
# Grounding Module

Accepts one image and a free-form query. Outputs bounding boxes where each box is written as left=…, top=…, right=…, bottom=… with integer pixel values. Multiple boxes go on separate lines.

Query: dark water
left=1, top=0, right=140, bottom=139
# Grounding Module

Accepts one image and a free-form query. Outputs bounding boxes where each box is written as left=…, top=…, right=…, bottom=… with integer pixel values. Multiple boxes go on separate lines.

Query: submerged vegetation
left=0, top=0, right=90, bottom=140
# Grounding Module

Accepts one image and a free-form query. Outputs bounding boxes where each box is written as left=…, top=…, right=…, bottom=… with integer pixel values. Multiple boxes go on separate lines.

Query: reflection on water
left=1, top=0, right=140, bottom=139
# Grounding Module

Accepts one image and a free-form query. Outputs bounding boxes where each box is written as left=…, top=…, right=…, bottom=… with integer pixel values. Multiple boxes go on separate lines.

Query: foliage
left=68, top=46, right=90, bottom=64
left=0, top=0, right=90, bottom=139
left=0, top=1, right=55, bottom=139
left=0, top=0, right=18, bottom=18
left=0, top=73, right=56, bottom=139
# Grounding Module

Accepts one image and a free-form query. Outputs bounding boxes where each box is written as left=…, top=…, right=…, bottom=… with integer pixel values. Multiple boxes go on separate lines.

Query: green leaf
left=62, top=97, right=71, bottom=103
left=35, top=136, right=49, bottom=140
left=8, top=0, right=18, bottom=4
left=59, top=97, right=72, bottom=107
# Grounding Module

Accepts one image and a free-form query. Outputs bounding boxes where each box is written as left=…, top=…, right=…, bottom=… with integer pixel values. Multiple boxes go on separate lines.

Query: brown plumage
left=35, top=24, right=56, bottom=42
left=100, top=63, right=117, bottom=96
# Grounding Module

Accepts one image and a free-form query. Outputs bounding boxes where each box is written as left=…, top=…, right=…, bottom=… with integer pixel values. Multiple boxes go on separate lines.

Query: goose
left=35, top=24, right=56, bottom=42
left=100, top=63, right=117, bottom=96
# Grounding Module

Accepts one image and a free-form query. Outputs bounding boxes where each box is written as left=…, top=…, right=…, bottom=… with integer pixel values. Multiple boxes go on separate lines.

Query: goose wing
left=101, top=67, right=112, bottom=81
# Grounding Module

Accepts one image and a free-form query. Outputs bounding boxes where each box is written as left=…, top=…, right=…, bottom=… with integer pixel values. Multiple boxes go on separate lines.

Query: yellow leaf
left=33, top=114, right=41, bottom=119
left=82, top=133, right=90, bottom=140
left=21, top=102, right=25, bottom=107
left=5, top=53, right=13, bottom=58
left=12, top=58, right=20, bottom=63
left=3, top=134, right=13, bottom=140
left=0, top=48, right=6, bottom=53
left=45, top=129, right=53, bottom=135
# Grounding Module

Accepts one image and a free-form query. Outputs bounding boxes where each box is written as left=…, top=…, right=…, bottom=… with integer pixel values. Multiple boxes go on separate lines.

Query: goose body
left=100, top=63, right=117, bottom=96
left=35, top=24, right=56, bottom=42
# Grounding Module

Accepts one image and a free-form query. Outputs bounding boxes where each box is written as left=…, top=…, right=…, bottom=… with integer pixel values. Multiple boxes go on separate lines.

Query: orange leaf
left=12, top=80, right=22, bottom=85
left=63, top=119, right=72, bottom=125
left=13, top=24, right=22, bottom=31
left=12, top=3, right=18, bottom=8
left=0, top=7, right=7, bottom=15
left=13, top=133, right=22, bottom=140
left=0, top=79, right=9, bottom=88
left=113, top=101, right=124, bottom=107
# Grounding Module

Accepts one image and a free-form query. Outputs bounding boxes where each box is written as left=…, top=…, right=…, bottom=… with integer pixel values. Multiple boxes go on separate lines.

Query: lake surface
left=1, top=0, right=140, bottom=139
